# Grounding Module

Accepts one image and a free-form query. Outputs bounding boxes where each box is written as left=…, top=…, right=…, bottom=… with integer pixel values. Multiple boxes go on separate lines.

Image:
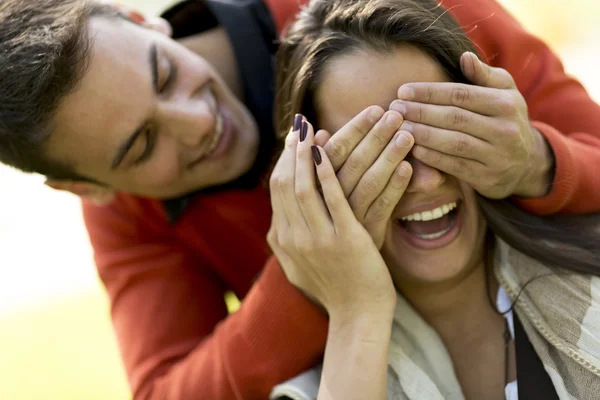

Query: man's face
left=48, top=17, right=259, bottom=199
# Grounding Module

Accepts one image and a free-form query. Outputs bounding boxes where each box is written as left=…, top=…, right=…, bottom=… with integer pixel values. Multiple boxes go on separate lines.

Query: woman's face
left=47, top=17, right=259, bottom=198
left=315, top=46, right=487, bottom=286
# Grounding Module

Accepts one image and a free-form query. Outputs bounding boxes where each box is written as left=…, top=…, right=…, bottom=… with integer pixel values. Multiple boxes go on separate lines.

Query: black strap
left=514, top=312, right=559, bottom=400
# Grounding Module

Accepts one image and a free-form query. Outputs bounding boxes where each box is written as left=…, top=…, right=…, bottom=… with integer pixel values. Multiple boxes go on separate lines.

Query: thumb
left=314, top=129, right=332, bottom=148
left=460, top=52, right=515, bottom=90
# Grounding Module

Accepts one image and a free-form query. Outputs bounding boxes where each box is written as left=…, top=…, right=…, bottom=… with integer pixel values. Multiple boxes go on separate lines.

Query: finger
left=144, top=17, right=173, bottom=37
left=411, top=145, right=485, bottom=182
left=390, top=100, right=500, bottom=142
left=270, top=128, right=295, bottom=228
left=348, top=131, right=413, bottom=218
left=323, top=106, right=385, bottom=171
left=272, top=124, right=309, bottom=231
left=364, top=161, right=412, bottom=228
left=314, top=129, right=331, bottom=148
left=401, top=121, right=492, bottom=162
left=460, top=52, right=516, bottom=90
left=337, top=111, right=404, bottom=197
left=311, top=146, right=356, bottom=231
left=295, top=121, right=334, bottom=233
left=105, top=2, right=147, bottom=24
left=397, top=82, right=514, bottom=117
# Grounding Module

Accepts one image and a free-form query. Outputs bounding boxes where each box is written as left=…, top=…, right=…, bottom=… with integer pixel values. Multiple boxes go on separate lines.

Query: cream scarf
left=270, top=237, right=600, bottom=400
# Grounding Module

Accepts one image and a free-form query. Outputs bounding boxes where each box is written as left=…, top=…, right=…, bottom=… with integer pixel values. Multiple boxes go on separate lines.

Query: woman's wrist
left=328, top=297, right=396, bottom=342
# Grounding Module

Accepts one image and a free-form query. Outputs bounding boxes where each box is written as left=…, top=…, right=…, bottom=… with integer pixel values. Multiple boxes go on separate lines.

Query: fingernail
left=368, top=106, right=385, bottom=123
left=390, top=101, right=406, bottom=115
left=311, top=145, right=322, bottom=165
left=396, top=132, right=412, bottom=147
left=398, top=86, right=414, bottom=100
left=385, top=112, right=402, bottom=128
left=398, top=163, right=411, bottom=177
left=300, top=121, right=308, bottom=142
left=400, top=121, right=413, bottom=133
left=293, top=114, right=303, bottom=132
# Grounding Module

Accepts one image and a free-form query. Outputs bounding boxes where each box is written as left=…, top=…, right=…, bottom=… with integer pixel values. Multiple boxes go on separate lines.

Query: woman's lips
left=394, top=201, right=463, bottom=250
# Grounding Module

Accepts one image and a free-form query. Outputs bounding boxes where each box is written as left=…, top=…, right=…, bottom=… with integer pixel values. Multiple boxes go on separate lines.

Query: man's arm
left=448, top=0, right=600, bottom=214
left=83, top=197, right=327, bottom=400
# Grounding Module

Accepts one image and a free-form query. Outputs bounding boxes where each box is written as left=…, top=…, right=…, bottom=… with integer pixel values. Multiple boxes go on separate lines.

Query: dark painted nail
left=311, top=145, right=322, bottom=165
left=293, top=114, right=303, bottom=132
left=300, top=121, right=308, bottom=142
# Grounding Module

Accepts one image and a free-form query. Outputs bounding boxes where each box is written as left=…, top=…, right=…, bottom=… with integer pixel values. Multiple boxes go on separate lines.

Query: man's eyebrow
left=110, top=43, right=157, bottom=170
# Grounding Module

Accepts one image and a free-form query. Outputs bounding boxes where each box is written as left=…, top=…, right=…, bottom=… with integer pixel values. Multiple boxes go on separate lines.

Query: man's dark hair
left=0, top=0, right=120, bottom=181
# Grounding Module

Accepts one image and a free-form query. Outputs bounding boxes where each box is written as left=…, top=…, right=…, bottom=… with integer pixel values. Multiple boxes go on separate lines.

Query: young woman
left=269, top=0, right=600, bottom=399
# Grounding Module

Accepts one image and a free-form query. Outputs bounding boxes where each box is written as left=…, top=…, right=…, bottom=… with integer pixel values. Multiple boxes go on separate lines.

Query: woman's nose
left=405, top=157, right=446, bottom=193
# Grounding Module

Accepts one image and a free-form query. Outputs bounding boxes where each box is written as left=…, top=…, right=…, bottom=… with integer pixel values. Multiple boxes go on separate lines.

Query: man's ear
left=45, top=179, right=116, bottom=206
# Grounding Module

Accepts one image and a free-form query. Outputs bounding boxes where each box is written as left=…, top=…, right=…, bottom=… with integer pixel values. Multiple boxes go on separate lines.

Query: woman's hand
left=268, top=115, right=403, bottom=315
left=314, top=107, right=414, bottom=249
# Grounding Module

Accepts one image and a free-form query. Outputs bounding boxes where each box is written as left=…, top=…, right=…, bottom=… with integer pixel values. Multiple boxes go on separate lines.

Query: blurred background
left=0, top=0, right=598, bottom=398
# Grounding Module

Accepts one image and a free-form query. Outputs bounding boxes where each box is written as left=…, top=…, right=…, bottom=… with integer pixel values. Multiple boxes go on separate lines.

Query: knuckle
left=372, top=196, right=393, bottom=218
left=284, top=132, right=297, bottom=148
left=417, top=105, right=426, bottom=122
left=425, top=86, right=435, bottom=103
left=451, top=87, right=470, bottom=106
left=279, top=232, right=293, bottom=251
left=500, top=122, right=520, bottom=139
left=267, top=229, right=277, bottom=247
left=294, top=184, right=311, bottom=204
left=344, top=156, right=366, bottom=176
left=414, top=124, right=431, bottom=143
left=454, top=135, right=470, bottom=154
left=327, top=139, right=347, bottom=161
left=269, top=173, right=281, bottom=191
left=448, top=107, right=468, bottom=127
left=370, top=131, right=388, bottom=147
left=452, top=157, right=469, bottom=173
left=497, top=94, right=517, bottom=115
left=294, top=237, right=314, bottom=253
left=361, top=175, right=380, bottom=193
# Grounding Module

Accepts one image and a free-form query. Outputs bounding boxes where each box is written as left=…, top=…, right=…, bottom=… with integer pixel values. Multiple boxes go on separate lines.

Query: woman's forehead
left=315, top=46, right=448, bottom=131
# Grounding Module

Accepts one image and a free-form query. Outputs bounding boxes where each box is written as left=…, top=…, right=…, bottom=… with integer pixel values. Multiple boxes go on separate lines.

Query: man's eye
left=159, top=57, right=175, bottom=93
left=134, top=127, right=155, bottom=165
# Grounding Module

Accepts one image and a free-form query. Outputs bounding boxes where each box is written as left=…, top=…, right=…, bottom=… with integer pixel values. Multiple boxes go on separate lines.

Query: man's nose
left=160, top=100, right=215, bottom=147
left=405, top=157, right=446, bottom=193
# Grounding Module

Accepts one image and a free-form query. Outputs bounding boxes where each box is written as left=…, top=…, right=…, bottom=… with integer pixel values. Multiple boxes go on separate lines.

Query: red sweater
left=83, top=0, right=600, bottom=399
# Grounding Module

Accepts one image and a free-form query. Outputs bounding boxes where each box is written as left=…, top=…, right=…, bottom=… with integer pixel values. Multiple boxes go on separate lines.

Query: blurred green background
left=0, top=1, right=598, bottom=399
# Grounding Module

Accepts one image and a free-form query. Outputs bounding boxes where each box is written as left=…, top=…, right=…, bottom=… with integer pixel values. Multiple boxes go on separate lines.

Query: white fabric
left=497, top=286, right=518, bottom=400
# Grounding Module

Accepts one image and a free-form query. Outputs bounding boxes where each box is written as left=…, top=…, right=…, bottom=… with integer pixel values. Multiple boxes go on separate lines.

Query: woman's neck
left=396, top=245, right=501, bottom=348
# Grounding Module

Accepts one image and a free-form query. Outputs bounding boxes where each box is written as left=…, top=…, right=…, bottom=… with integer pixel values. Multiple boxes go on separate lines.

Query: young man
left=0, top=0, right=599, bottom=399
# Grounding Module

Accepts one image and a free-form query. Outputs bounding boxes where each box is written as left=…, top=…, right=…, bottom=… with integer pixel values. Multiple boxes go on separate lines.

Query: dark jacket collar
left=161, top=0, right=277, bottom=223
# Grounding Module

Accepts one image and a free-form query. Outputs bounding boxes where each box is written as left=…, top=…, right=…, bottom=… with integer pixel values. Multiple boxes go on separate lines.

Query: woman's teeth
left=400, top=201, right=457, bottom=222
left=206, top=112, right=224, bottom=155
left=415, top=225, right=454, bottom=240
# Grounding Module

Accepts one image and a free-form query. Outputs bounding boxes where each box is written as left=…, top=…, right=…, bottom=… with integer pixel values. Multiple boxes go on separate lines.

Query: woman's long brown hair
left=275, top=0, right=600, bottom=272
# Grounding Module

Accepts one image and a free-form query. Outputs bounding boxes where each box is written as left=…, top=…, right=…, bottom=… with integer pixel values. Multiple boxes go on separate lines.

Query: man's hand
left=103, top=2, right=173, bottom=37
left=390, top=52, right=554, bottom=199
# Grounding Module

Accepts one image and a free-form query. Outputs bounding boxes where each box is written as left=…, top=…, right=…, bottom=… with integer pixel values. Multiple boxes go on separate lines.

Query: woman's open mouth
left=395, top=200, right=463, bottom=249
